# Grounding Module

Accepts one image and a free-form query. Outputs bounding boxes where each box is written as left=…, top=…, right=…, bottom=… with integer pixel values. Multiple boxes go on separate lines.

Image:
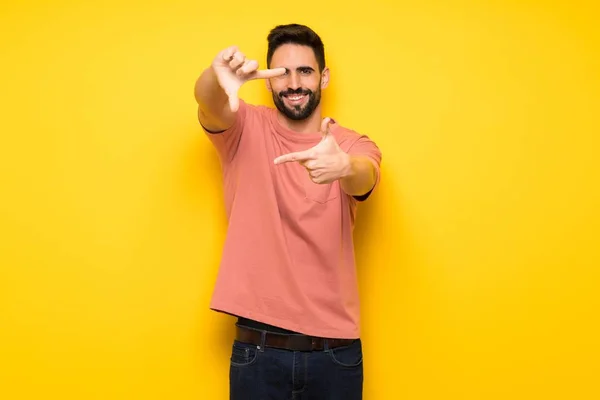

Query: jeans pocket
left=230, top=341, right=259, bottom=367
left=328, top=340, right=363, bottom=367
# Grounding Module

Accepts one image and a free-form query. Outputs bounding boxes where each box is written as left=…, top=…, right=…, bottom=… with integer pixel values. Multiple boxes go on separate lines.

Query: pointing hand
left=212, top=46, right=286, bottom=112
left=274, top=118, right=351, bottom=184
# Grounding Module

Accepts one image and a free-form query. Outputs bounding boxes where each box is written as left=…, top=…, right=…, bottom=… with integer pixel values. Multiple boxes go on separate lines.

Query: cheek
left=305, top=77, right=322, bottom=91
left=270, top=81, right=286, bottom=94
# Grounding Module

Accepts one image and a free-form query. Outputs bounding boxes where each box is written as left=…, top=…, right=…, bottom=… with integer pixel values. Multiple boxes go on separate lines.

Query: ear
left=265, top=77, right=272, bottom=92
left=320, top=67, right=330, bottom=89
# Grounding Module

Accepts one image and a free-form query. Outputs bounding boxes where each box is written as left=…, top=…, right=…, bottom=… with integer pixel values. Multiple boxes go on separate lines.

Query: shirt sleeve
left=346, top=134, right=382, bottom=201
left=201, top=100, right=249, bottom=164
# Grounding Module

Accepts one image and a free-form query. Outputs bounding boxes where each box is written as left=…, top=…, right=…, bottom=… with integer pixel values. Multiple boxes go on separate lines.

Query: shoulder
left=239, top=100, right=272, bottom=118
left=203, top=100, right=270, bottom=133
left=330, top=121, right=370, bottom=141
left=330, top=121, right=381, bottom=156
left=227, top=100, right=273, bottom=130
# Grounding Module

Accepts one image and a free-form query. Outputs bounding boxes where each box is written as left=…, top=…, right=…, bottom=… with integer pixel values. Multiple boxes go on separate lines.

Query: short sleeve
left=201, top=100, right=249, bottom=164
left=346, top=135, right=382, bottom=201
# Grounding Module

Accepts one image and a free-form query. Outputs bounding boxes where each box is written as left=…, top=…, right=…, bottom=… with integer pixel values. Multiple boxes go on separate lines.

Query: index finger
left=273, top=150, right=314, bottom=165
left=251, top=67, right=286, bottom=80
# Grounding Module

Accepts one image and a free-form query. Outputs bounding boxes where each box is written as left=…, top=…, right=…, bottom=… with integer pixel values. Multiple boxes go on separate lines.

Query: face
left=267, top=44, right=329, bottom=121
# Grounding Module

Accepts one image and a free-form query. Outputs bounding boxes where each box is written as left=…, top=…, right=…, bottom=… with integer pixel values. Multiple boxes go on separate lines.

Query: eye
left=273, top=69, right=289, bottom=78
left=299, top=68, right=312, bottom=75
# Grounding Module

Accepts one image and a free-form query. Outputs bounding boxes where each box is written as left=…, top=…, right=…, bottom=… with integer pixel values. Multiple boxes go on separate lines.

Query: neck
left=276, top=106, right=322, bottom=134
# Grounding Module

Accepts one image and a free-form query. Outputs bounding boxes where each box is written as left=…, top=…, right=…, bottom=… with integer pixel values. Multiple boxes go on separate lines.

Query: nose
left=287, top=72, right=300, bottom=90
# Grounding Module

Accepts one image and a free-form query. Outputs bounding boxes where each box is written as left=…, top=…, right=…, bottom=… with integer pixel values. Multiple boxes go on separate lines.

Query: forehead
left=270, top=44, right=318, bottom=68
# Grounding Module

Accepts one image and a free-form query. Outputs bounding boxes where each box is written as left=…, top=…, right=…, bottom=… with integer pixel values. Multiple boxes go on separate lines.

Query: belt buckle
left=287, top=334, right=309, bottom=351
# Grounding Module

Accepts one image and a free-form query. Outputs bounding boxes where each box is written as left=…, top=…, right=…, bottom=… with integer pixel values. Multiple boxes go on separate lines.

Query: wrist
left=339, top=152, right=354, bottom=179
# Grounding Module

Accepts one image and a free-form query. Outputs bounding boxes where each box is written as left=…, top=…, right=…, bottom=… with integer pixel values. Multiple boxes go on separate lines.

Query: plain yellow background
left=1, top=0, right=599, bottom=399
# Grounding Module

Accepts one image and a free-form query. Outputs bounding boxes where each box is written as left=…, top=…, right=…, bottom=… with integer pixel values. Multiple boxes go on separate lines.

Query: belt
left=235, top=324, right=355, bottom=351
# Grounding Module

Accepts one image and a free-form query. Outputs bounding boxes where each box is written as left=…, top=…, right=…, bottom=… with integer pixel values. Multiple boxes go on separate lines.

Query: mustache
left=279, top=88, right=312, bottom=98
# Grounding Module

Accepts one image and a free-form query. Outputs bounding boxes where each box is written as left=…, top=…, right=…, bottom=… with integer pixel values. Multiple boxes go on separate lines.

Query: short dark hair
left=266, top=24, right=326, bottom=72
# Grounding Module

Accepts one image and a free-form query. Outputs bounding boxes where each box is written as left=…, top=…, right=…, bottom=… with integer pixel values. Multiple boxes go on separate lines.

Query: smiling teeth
left=288, top=95, right=304, bottom=100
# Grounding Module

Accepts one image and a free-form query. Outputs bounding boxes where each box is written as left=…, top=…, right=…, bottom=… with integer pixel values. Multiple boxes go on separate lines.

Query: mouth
left=282, top=93, right=309, bottom=107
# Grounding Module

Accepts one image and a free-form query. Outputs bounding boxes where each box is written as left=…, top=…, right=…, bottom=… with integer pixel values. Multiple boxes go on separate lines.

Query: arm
left=194, top=66, right=236, bottom=133
left=340, top=155, right=378, bottom=197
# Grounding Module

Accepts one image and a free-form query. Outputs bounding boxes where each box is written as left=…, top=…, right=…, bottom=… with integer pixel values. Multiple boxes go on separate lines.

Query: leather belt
left=235, top=324, right=355, bottom=351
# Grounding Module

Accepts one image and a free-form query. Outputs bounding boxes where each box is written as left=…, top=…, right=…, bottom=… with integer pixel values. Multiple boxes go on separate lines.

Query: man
left=194, top=23, right=382, bottom=399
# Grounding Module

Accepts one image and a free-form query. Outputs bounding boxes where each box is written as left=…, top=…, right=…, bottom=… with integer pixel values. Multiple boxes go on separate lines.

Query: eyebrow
left=283, top=66, right=315, bottom=72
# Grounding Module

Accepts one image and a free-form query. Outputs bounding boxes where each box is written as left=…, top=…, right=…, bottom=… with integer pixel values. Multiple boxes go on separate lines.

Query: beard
left=272, top=85, right=321, bottom=121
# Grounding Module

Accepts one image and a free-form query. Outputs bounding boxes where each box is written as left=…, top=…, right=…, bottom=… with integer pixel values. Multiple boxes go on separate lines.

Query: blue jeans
left=229, top=338, right=364, bottom=399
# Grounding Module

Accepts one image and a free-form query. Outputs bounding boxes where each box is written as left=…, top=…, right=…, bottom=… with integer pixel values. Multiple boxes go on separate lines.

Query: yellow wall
left=1, top=0, right=598, bottom=399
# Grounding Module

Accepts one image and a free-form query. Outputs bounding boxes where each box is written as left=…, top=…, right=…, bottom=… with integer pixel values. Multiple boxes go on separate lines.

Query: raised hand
left=212, top=46, right=286, bottom=112
left=274, top=118, right=351, bottom=184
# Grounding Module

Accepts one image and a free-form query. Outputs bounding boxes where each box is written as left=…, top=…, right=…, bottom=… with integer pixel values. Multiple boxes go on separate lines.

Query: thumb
left=228, top=90, right=239, bottom=113
left=320, top=117, right=332, bottom=137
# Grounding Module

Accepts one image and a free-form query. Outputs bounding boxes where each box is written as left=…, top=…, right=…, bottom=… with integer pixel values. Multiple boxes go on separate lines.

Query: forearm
left=340, top=155, right=377, bottom=196
left=194, top=67, right=234, bottom=130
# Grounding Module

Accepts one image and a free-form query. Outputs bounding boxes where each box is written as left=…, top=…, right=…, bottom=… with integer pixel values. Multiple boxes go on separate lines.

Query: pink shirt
left=204, top=100, right=382, bottom=339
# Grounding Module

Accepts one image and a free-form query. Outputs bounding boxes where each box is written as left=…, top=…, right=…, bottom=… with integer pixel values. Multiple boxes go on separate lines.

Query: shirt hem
left=209, top=303, right=360, bottom=340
